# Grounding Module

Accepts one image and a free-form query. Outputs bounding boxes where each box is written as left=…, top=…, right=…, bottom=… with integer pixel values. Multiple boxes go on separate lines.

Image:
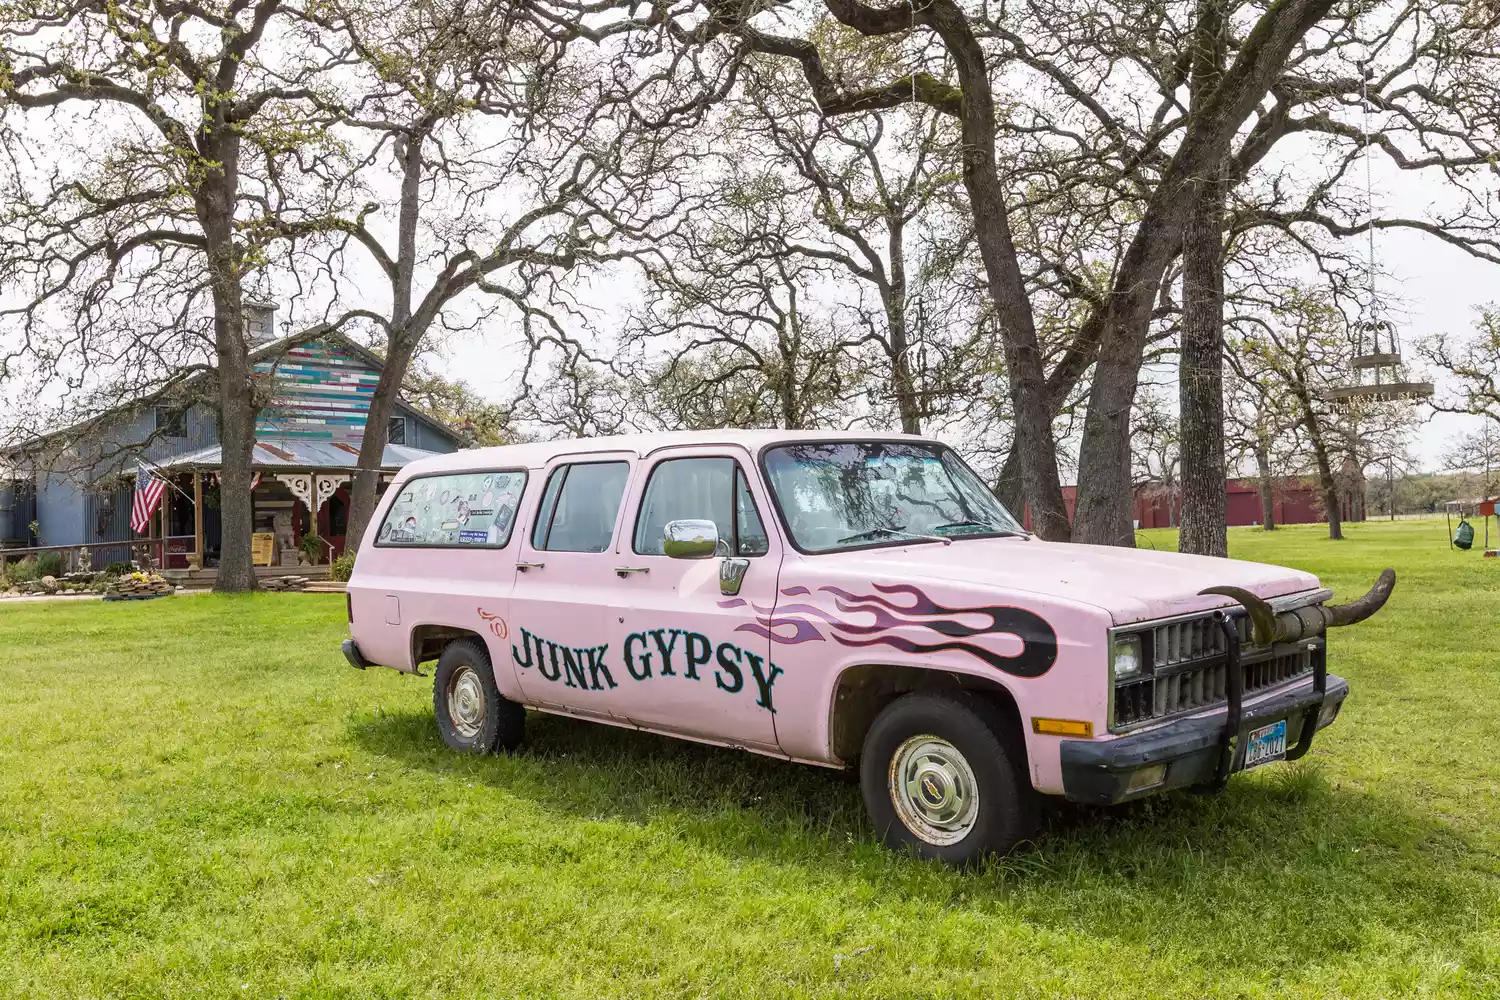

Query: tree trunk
left=344, top=133, right=425, bottom=554
left=1255, top=442, right=1276, bottom=530
left=1071, top=293, right=1162, bottom=547
left=1293, top=381, right=1342, bottom=540
left=992, top=310, right=1110, bottom=522
left=1176, top=0, right=1228, bottom=558
left=994, top=445, right=1024, bottom=520
left=885, top=217, right=921, bottom=435
left=344, top=334, right=420, bottom=552
left=925, top=0, right=1069, bottom=540
left=215, top=369, right=259, bottom=592
left=1177, top=177, right=1228, bottom=556
left=198, top=128, right=258, bottom=593
left=1312, top=447, right=1343, bottom=540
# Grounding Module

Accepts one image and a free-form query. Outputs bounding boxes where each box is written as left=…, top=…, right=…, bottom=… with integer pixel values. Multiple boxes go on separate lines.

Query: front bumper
left=1060, top=674, right=1349, bottom=805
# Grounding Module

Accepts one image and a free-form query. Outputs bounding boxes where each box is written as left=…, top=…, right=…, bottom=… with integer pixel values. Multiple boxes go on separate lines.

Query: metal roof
left=4, top=331, right=462, bottom=458
left=155, top=437, right=443, bottom=472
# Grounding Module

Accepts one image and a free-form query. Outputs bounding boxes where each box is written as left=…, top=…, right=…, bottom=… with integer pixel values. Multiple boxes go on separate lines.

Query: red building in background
left=1023, top=478, right=1339, bottom=531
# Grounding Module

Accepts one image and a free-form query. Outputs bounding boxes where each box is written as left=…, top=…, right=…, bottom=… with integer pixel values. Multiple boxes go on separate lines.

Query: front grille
left=1113, top=643, right=1317, bottom=730
left=1151, top=614, right=1252, bottom=667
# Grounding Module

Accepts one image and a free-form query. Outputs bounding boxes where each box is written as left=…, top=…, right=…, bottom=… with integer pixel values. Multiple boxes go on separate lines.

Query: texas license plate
left=1244, top=720, right=1288, bottom=769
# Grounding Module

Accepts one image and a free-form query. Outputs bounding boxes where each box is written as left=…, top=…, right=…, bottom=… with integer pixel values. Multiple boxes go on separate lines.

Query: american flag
left=131, top=463, right=167, bottom=534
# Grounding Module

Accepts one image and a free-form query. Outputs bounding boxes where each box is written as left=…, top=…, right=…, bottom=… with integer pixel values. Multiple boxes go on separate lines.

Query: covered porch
left=155, top=437, right=441, bottom=570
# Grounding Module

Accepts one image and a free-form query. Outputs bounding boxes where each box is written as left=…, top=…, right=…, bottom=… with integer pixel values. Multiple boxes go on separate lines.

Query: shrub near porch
left=0, top=517, right=1496, bottom=998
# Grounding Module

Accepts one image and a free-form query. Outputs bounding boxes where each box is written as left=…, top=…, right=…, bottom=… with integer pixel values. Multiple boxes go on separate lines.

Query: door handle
left=615, top=566, right=650, bottom=577
left=516, top=561, right=545, bottom=572
left=720, top=557, right=749, bottom=596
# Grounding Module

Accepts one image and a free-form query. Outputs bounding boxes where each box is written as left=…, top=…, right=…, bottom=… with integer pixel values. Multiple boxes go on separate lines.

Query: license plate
left=1244, top=720, right=1288, bottom=769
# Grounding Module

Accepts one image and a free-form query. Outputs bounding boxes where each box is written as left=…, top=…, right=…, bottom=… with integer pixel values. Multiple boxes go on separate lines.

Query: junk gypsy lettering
left=510, top=626, right=783, bottom=713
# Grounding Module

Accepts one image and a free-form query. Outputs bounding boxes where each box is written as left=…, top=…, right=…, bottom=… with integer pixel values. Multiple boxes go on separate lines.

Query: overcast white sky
left=5, top=7, right=1495, bottom=474
left=1378, top=228, right=1494, bottom=466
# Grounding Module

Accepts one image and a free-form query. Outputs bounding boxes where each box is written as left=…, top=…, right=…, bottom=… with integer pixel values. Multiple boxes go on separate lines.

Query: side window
left=155, top=406, right=187, bottom=439
left=375, top=470, right=526, bottom=547
left=633, top=457, right=770, bottom=557
left=531, top=461, right=630, bottom=553
left=735, top=468, right=770, bottom=556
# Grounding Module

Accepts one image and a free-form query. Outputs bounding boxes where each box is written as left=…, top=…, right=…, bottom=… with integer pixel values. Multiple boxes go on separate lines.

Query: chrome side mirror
left=720, top=556, right=750, bottom=596
left=663, top=519, right=719, bottom=559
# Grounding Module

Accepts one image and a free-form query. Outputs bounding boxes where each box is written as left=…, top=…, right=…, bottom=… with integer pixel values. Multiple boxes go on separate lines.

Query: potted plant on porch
left=299, top=531, right=326, bottom=566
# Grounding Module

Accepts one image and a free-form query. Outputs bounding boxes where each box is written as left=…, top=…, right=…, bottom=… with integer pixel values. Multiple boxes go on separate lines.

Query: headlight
left=1112, top=634, right=1144, bottom=681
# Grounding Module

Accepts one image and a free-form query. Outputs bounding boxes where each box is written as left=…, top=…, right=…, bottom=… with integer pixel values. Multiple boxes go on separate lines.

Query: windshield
left=762, top=441, right=1027, bottom=552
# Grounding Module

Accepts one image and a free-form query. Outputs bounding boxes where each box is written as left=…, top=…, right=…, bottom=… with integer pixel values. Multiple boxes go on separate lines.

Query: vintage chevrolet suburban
left=342, top=430, right=1393, bottom=865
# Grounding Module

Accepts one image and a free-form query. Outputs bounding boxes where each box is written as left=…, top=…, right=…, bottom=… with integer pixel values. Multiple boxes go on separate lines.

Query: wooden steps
left=166, top=564, right=332, bottom=588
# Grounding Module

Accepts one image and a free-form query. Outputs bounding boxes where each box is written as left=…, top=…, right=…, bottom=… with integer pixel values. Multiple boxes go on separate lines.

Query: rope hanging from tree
left=1321, top=58, right=1433, bottom=411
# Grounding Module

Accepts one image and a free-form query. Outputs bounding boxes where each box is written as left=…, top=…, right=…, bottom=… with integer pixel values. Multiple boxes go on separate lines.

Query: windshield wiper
left=836, top=526, right=952, bottom=546
left=934, top=519, right=1029, bottom=538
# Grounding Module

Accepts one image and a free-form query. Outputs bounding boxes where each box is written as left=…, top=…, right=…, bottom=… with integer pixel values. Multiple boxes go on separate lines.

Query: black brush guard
left=1204, top=610, right=1328, bottom=790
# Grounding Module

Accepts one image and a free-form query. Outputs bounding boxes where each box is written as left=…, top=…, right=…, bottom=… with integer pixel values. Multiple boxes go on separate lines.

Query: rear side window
left=531, top=461, right=631, bottom=553
left=376, top=470, right=526, bottom=547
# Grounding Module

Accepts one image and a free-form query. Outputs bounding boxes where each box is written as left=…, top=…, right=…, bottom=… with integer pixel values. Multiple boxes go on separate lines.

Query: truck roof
left=398, top=428, right=937, bottom=476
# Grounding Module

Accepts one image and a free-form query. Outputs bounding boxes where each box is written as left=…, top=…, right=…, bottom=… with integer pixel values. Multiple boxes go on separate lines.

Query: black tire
left=432, top=639, right=525, bottom=754
left=859, top=691, right=1038, bottom=866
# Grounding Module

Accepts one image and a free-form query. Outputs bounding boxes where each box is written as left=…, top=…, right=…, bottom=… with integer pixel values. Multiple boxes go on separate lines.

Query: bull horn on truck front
left=1198, top=569, right=1397, bottom=646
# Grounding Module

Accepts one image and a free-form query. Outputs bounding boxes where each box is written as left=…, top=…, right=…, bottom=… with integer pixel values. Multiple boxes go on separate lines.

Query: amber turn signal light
left=1031, top=717, right=1094, bottom=738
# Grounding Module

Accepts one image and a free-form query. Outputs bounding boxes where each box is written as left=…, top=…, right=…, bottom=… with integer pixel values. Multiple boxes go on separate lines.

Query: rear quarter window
left=375, top=470, right=527, bottom=548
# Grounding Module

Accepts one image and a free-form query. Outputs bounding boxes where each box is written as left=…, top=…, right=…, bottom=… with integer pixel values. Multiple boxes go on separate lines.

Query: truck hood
left=819, top=538, right=1319, bottom=625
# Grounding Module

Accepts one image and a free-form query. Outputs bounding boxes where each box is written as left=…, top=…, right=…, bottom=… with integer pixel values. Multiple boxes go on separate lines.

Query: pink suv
left=343, top=431, right=1392, bottom=865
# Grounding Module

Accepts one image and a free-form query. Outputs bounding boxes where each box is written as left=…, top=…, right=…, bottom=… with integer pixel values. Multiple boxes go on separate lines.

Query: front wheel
left=432, top=639, right=524, bottom=754
left=859, top=692, right=1038, bottom=866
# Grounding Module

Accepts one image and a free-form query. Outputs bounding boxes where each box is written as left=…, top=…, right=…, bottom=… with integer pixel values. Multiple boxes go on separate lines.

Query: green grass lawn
left=2, top=517, right=1498, bottom=998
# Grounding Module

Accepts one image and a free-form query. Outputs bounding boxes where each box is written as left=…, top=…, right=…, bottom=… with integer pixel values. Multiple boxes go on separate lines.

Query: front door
left=606, top=449, right=783, bottom=752
left=504, top=454, right=636, bottom=715
left=319, top=486, right=350, bottom=559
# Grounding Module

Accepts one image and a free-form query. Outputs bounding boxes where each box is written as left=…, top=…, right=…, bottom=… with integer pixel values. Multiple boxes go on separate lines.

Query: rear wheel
left=432, top=639, right=524, bottom=754
left=859, top=692, right=1038, bottom=866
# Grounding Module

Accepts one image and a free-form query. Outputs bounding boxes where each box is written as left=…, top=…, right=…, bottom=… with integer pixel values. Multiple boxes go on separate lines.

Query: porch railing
left=0, top=536, right=196, bottom=574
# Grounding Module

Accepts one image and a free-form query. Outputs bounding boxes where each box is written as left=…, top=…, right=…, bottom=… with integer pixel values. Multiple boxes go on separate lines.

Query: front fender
left=764, top=569, right=1112, bottom=793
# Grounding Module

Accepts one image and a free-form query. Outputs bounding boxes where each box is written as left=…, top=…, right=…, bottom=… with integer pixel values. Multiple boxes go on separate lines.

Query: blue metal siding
left=35, top=472, right=87, bottom=547
left=0, top=480, right=32, bottom=545
left=186, top=404, right=218, bottom=449
left=393, top=402, right=460, bottom=453
left=85, top=481, right=136, bottom=565
left=89, top=403, right=217, bottom=473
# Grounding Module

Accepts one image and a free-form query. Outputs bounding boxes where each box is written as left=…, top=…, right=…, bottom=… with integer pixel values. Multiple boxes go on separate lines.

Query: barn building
left=1024, top=479, right=1352, bottom=533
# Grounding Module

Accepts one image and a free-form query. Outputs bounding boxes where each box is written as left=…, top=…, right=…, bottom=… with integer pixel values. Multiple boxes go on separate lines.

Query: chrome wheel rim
left=447, top=665, right=486, bottom=739
left=888, top=735, right=980, bottom=846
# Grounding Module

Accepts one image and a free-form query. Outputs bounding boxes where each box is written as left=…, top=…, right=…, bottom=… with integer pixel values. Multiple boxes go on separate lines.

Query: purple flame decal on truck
left=719, top=583, right=1057, bottom=677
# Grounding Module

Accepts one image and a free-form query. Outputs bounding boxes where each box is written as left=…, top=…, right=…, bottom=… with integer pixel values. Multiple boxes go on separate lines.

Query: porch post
left=161, top=483, right=170, bottom=569
left=193, top=470, right=204, bottom=564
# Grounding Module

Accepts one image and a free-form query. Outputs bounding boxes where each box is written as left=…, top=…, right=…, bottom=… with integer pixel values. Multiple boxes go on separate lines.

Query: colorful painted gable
left=255, top=342, right=379, bottom=442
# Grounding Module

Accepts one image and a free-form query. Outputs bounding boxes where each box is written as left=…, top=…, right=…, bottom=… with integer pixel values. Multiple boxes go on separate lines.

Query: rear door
left=505, top=453, right=635, bottom=715
left=604, top=447, right=784, bottom=751
left=361, top=467, right=528, bottom=688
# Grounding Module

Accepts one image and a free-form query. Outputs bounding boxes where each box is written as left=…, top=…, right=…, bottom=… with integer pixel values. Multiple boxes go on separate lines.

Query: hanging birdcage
left=1322, top=315, right=1433, bottom=410
left=1320, top=60, right=1433, bottom=413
